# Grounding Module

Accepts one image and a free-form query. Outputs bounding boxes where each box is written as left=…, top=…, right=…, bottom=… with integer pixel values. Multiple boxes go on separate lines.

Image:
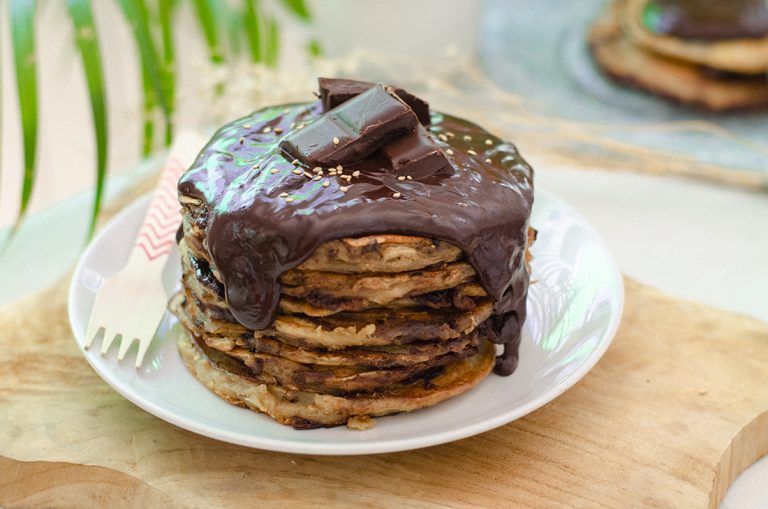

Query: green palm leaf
left=192, top=0, right=224, bottom=64
left=117, top=0, right=172, bottom=153
left=9, top=0, right=38, bottom=231
left=278, top=0, right=310, bottom=22
left=65, top=0, right=108, bottom=238
left=264, top=16, right=279, bottom=67
left=158, top=0, right=176, bottom=146
left=243, top=0, right=262, bottom=63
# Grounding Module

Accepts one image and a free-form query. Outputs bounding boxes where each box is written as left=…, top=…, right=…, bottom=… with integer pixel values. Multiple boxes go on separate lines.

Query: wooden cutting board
left=0, top=182, right=766, bottom=508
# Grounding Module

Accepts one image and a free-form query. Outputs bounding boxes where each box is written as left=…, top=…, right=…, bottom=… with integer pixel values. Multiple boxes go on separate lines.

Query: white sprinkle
left=485, top=139, right=493, bottom=146
left=341, top=174, right=352, bottom=181
left=292, top=169, right=302, bottom=175
left=313, top=167, right=323, bottom=174
left=270, top=168, right=279, bottom=174
left=274, top=127, right=284, bottom=134
left=239, top=137, right=245, bottom=145
left=339, top=186, right=349, bottom=192
left=446, top=131, right=455, bottom=138
left=263, top=127, right=272, bottom=133
left=283, top=108, right=290, bottom=114
left=243, top=124, right=251, bottom=129
left=303, top=171, right=313, bottom=178
left=437, top=134, right=448, bottom=142
left=291, top=159, right=299, bottom=165
left=467, top=149, right=477, bottom=156
left=463, top=135, right=472, bottom=141
left=406, top=175, right=413, bottom=180
left=279, top=192, right=289, bottom=198
left=485, top=158, right=492, bottom=164
left=290, top=122, right=296, bottom=129
left=397, top=176, right=406, bottom=181
left=322, top=181, right=330, bottom=187
left=333, top=137, right=340, bottom=145
left=252, top=164, right=260, bottom=170
left=313, top=175, right=322, bottom=181
left=297, top=123, right=306, bottom=129
left=336, top=165, right=343, bottom=172
left=392, top=192, right=402, bottom=199
left=446, top=149, right=454, bottom=155
left=352, top=170, right=360, bottom=177
left=458, top=202, right=468, bottom=207
left=285, top=197, right=295, bottom=203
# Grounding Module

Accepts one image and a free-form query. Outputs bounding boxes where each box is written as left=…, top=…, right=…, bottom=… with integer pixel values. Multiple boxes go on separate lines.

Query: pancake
left=177, top=287, right=494, bottom=349
left=177, top=326, right=496, bottom=429
left=224, top=341, right=479, bottom=394
left=589, top=2, right=768, bottom=111
left=622, top=0, right=768, bottom=74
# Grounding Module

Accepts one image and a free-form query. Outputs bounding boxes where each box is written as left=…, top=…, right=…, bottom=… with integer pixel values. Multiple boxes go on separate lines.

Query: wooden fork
left=84, top=133, right=205, bottom=368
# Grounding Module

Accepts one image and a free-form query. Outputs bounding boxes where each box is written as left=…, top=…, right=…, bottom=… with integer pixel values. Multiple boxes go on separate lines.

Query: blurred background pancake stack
left=589, top=0, right=768, bottom=111
left=173, top=217, right=520, bottom=429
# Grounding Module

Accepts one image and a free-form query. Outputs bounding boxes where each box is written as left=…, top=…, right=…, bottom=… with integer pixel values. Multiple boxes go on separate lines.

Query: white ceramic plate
left=68, top=188, right=623, bottom=455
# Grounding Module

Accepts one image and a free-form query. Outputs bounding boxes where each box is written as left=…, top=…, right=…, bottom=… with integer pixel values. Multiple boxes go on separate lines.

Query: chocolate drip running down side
left=178, top=80, right=534, bottom=375
left=644, top=0, right=768, bottom=40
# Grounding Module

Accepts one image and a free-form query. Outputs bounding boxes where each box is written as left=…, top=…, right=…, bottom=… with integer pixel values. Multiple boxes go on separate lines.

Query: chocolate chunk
left=318, top=77, right=431, bottom=126
left=281, top=84, right=418, bottom=166
left=380, top=125, right=451, bottom=179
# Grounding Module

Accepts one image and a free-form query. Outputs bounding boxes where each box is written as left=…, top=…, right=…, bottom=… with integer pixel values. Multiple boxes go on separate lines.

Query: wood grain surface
left=0, top=182, right=766, bottom=508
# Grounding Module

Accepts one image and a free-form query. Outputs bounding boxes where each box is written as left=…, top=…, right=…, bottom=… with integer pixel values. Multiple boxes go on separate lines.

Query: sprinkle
left=291, top=159, right=299, bottom=165
left=270, top=168, right=279, bottom=174
left=437, top=134, right=448, bottom=142
left=339, top=186, right=349, bottom=192
left=303, top=171, right=313, bottom=178
left=392, top=192, right=402, bottom=199
left=336, top=165, right=343, bottom=172
left=446, top=149, right=454, bottom=155
left=283, top=108, right=290, bottom=114
left=290, top=122, right=296, bottom=129
left=279, top=192, right=289, bottom=198
left=463, top=135, right=472, bottom=141
left=322, top=181, right=330, bottom=187
left=341, top=174, right=352, bottom=181
left=314, top=175, right=322, bottom=181
left=397, top=176, right=406, bottom=181
left=446, top=131, right=455, bottom=138
left=285, top=197, right=295, bottom=203
left=328, top=170, right=337, bottom=176
left=251, top=164, right=260, bottom=170
left=243, top=124, right=251, bottom=129
left=263, top=127, right=272, bottom=133
left=297, top=123, right=306, bottom=129
left=485, top=139, right=493, bottom=146
left=292, top=169, right=302, bottom=175
left=239, top=137, right=245, bottom=145
left=485, top=158, right=492, bottom=164
left=467, top=149, right=477, bottom=156
left=458, top=202, right=468, bottom=207
left=274, top=127, right=284, bottom=134
left=313, top=167, right=323, bottom=174
left=333, top=136, right=340, bottom=145
left=352, top=170, right=360, bottom=177
left=406, top=176, right=413, bottom=180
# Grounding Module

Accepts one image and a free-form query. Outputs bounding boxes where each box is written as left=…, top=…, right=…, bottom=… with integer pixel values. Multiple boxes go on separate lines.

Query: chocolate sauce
left=644, top=0, right=768, bottom=40
left=178, top=85, right=534, bottom=376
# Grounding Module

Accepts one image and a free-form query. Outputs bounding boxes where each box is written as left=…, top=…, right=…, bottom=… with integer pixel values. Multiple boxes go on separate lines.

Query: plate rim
left=68, top=188, right=624, bottom=455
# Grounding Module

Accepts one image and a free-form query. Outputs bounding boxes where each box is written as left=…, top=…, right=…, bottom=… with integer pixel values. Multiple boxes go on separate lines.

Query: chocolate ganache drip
left=644, top=0, right=768, bottom=40
left=178, top=78, right=534, bottom=375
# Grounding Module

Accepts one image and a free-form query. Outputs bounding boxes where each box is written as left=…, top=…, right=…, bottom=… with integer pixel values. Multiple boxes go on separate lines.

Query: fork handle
left=130, top=133, right=204, bottom=266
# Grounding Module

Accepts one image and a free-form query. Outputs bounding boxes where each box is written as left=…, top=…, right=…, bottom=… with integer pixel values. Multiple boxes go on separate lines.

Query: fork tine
left=135, top=337, right=153, bottom=369
left=84, top=324, right=103, bottom=350
left=100, top=331, right=120, bottom=355
left=117, top=336, right=136, bottom=361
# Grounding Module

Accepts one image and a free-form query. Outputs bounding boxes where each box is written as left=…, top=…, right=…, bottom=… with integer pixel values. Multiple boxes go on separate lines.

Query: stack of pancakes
left=172, top=195, right=530, bottom=429
left=589, top=0, right=768, bottom=111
